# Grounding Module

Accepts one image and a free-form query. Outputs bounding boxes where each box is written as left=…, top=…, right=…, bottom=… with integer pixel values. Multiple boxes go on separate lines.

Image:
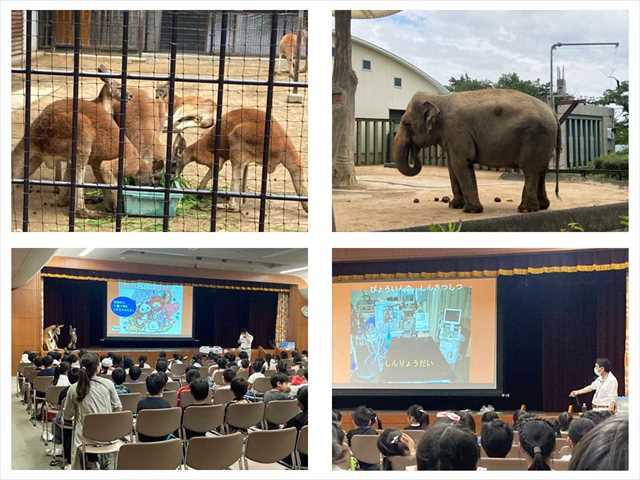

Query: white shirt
left=238, top=333, right=254, bottom=350
left=55, top=374, right=70, bottom=387
left=248, top=372, right=265, bottom=384
left=588, top=372, right=618, bottom=408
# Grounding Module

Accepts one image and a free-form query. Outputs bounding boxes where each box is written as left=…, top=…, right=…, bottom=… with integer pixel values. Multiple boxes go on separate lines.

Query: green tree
left=447, top=74, right=492, bottom=92
left=495, top=72, right=550, bottom=100
left=594, top=80, right=628, bottom=146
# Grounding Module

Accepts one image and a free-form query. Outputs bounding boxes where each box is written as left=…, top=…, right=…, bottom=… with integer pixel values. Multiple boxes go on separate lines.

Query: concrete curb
left=383, top=202, right=629, bottom=232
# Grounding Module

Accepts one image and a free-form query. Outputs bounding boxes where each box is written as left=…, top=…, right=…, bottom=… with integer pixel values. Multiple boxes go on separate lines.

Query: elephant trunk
left=393, top=125, right=422, bottom=177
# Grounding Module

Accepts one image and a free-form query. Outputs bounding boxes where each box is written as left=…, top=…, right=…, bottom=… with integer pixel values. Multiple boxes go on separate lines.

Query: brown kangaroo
left=154, top=82, right=215, bottom=133
left=278, top=31, right=307, bottom=78
left=173, top=108, right=307, bottom=213
left=11, top=75, right=151, bottom=218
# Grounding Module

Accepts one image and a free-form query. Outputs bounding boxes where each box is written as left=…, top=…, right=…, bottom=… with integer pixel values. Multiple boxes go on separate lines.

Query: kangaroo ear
left=97, top=64, right=113, bottom=85
left=422, top=100, right=440, bottom=132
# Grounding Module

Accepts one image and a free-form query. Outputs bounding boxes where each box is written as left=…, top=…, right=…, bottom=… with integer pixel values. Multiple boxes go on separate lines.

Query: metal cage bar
left=114, top=10, right=130, bottom=231
left=162, top=12, right=179, bottom=231
left=21, top=11, right=33, bottom=232
left=67, top=11, right=82, bottom=231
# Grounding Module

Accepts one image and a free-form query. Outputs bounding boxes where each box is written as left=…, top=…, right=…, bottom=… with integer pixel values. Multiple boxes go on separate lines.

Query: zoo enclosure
left=12, top=10, right=308, bottom=232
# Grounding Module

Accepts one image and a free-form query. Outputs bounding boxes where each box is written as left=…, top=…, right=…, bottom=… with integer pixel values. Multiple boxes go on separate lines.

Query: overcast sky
left=349, top=10, right=628, bottom=98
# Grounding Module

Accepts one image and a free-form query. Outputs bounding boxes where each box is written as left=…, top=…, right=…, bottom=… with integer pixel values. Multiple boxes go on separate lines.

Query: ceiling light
left=279, top=266, right=308, bottom=274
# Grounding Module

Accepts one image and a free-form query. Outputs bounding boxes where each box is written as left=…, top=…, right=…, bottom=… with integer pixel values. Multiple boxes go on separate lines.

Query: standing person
left=238, top=329, right=254, bottom=357
left=569, top=358, right=619, bottom=410
left=62, top=352, right=122, bottom=469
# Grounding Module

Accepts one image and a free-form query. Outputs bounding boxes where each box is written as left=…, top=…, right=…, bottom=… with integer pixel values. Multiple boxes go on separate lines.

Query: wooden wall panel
left=11, top=273, right=42, bottom=371
left=288, top=286, right=308, bottom=351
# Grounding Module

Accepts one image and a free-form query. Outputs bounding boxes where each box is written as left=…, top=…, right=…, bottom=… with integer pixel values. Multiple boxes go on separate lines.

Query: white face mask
left=594, top=366, right=601, bottom=376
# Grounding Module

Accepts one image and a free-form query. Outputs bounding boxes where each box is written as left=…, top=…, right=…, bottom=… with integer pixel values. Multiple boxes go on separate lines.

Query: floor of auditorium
left=11, top=378, right=285, bottom=470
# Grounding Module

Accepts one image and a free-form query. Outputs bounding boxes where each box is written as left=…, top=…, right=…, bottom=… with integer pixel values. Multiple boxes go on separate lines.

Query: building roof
left=349, top=35, right=449, bottom=95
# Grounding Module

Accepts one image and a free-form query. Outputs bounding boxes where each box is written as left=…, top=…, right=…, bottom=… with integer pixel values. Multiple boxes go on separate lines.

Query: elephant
left=392, top=89, right=560, bottom=213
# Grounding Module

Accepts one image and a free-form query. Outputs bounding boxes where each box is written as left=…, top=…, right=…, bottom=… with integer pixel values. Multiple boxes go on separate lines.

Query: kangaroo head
left=96, top=64, right=133, bottom=114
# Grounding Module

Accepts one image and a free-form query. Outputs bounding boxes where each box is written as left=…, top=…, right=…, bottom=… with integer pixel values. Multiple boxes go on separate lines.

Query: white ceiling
left=52, top=248, right=307, bottom=275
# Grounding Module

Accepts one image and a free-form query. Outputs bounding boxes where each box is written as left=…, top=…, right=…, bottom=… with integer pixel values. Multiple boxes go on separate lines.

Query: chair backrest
left=212, top=388, right=234, bottom=405
left=162, top=390, right=178, bottom=407
left=170, top=363, right=187, bottom=378
left=185, top=433, right=243, bottom=470
left=297, top=425, right=308, bottom=455
left=388, top=455, right=417, bottom=471
left=479, top=457, right=528, bottom=470
left=45, top=385, right=67, bottom=408
left=128, top=373, right=148, bottom=382
left=404, top=429, right=425, bottom=445
left=22, top=366, right=37, bottom=382
left=141, top=367, right=153, bottom=375
left=124, top=382, right=147, bottom=395
left=212, top=370, right=225, bottom=386
left=252, top=377, right=271, bottom=393
left=136, top=407, right=182, bottom=438
left=555, top=437, right=569, bottom=449
left=164, top=381, right=179, bottom=391
left=264, top=399, right=301, bottom=425
left=181, top=391, right=212, bottom=409
left=116, top=438, right=182, bottom=470
left=264, top=369, right=275, bottom=378
left=552, top=458, right=570, bottom=470
left=83, top=411, right=133, bottom=443
left=118, top=393, right=141, bottom=413
left=235, top=370, right=249, bottom=380
left=98, top=373, right=112, bottom=380
left=351, top=434, right=381, bottom=466
left=225, top=402, right=265, bottom=429
left=32, top=376, right=54, bottom=393
left=182, top=404, right=225, bottom=433
left=245, top=427, right=298, bottom=464
left=198, top=366, right=209, bottom=378
left=17, top=362, right=32, bottom=376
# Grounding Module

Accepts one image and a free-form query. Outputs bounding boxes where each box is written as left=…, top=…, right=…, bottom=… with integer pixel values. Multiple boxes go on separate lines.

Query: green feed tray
left=123, top=190, right=183, bottom=218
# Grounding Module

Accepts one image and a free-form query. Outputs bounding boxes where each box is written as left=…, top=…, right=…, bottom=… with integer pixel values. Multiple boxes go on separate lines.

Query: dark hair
left=378, top=429, right=410, bottom=469
left=239, top=351, right=249, bottom=360
left=352, top=405, right=377, bottom=428
left=68, top=353, right=78, bottom=364
left=297, top=385, right=308, bottom=411
left=230, top=377, right=249, bottom=400
left=519, top=419, right=556, bottom=470
left=155, top=359, right=169, bottom=373
left=276, top=360, right=288, bottom=374
left=416, top=422, right=479, bottom=470
left=111, top=354, right=122, bottom=367
left=185, top=367, right=201, bottom=384
left=49, top=351, right=62, bottom=361
left=68, top=367, right=81, bottom=384
left=111, top=367, right=126, bottom=385
left=42, top=355, right=53, bottom=368
left=77, top=352, right=100, bottom=402
left=129, top=365, right=142, bottom=381
left=240, top=328, right=247, bottom=334
left=264, top=353, right=273, bottom=366
left=481, top=411, right=499, bottom=424
left=28, top=352, right=38, bottom=362
left=512, top=409, right=524, bottom=428
left=332, top=409, right=342, bottom=423
left=146, top=373, right=165, bottom=395
left=173, top=353, right=181, bottom=360
left=557, top=412, right=573, bottom=431
left=456, top=411, right=476, bottom=434
left=138, top=355, right=147, bottom=368
left=217, top=358, right=228, bottom=369
left=583, top=410, right=613, bottom=426
left=279, top=350, right=289, bottom=359
left=53, top=361, right=70, bottom=385
left=270, top=373, right=289, bottom=388
left=332, top=422, right=347, bottom=465
left=595, top=358, right=611, bottom=372
left=481, top=419, right=513, bottom=458
left=407, top=404, right=429, bottom=428
left=123, top=357, right=134, bottom=370
left=190, top=378, right=210, bottom=401
left=240, top=359, right=250, bottom=369
left=33, top=356, right=43, bottom=368
left=207, top=351, right=216, bottom=360
left=158, top=351, right=167, bottom=359
left=568, top=417, right=596, bottom=446
left=569, top=415, right=627, bottom=470
left=252, top=359, right=264, bottom=373
left=222, top=368, right=236, bottom=384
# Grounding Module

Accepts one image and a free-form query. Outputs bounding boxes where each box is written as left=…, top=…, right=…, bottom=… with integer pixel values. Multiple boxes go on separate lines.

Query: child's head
left=252, top=359, right=264, bottom=372
left=185, top=367, right=201, bottom=385
left=68, top=367, right=81, bottom=384
left=222, top=368, right=236, bottom=384
left=481, top=419, right=514, bottom=458
left=276, top=360, right=288, bottom=374
left=240, top=359, right=250, bottom=369
left=296, top=385, right=308, bottom=411
left=270, top=373, right=290, bottom=391
left=155, top=359, right=169, bottom=373
left=519, top=419, right=556, bottom=470
left=33, top=356, right=43, bottom=368
left=129, top=365, right=142, bottom=381
left=417, top=423, right=479, bottom=470
left=481, top=410, right=499, bottom=424
left=123, top=357, right=134, bottom=370
left=558, top=412, right=573, bottom=431
left=190, top=378, right=210, bottom=402
left=568, top=415, right=628, bottom=470
left=279, top=350, right=289, bottom=360
left=138, top=355, right=147, bottom=367
left=217, top=358, right=228, bottom=369
left=111, top=367, right=126, bottom=386
left=456, top=411, right=477, bottom=434
left=352, top=405, right=377, bottom=428
left=230, top=377, right=249, bottom=400
left=239, top=351, right=249, bottom=360
left=146, top=373, right=165, bottom=396
left=42, top=355, right=53, bottom=368
left=568, top=417, right=596, bottom=448
left=158, top=351, right=167, bottom=359
left=407, top=404, right=429, bottom=428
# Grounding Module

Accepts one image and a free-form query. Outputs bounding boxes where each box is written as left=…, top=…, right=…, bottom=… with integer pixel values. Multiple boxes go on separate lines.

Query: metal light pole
left=549, top=42, right=619, bottom=111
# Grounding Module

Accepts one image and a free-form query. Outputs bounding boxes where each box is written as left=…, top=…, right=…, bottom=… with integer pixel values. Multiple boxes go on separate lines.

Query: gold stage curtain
left=275, top=292, right=289, bottom=344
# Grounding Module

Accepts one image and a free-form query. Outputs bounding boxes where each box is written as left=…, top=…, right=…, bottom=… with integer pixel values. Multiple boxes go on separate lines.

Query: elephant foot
left=463, top=203, right=483, bottom=214
left=539, top=199, right=550, bottom=210
left=518, top=203, right=540, bottom=213
left=449, top=197, right=464, bottom=209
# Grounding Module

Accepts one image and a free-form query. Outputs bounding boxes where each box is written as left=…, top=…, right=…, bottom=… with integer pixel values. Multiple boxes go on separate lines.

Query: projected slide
left=106, top=281, right=194, bottom=338
left=333, top=278, right=497, bottom=391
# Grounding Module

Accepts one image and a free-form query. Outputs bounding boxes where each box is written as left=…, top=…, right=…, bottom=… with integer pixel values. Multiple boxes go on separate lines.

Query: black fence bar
left=257, top=12, right=279, bottom=231
left=11, top=179, right=307, bottom=202
left=10, top=68, right=308, bottom=88
left=210, top=11, right=228, bottom=232
left=114, top=11, right=130, bottom=231
left=162, top=12, right=179, bottom=231
left=67, top=11, right=82, bottom=231
left=21, top=11, right=33, bottom=232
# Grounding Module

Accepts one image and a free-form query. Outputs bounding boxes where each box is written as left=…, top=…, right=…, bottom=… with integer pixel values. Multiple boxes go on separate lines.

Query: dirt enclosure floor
left=333, top=166, right=628, bottom=231
left=11, top=52, right=307, bottom=232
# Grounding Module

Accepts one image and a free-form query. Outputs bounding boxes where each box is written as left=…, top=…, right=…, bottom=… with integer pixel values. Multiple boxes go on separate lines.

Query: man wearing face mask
left=569, top=358, right=618, bottom=410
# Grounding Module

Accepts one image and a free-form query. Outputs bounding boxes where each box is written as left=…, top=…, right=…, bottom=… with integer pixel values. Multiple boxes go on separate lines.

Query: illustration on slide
left=349, top=285, right=471, bottom=385
left=110, top=283, right=183, bottom=336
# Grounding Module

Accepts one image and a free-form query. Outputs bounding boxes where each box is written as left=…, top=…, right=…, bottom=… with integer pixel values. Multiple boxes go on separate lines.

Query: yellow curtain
left=275, top=292, right=289, bottom=344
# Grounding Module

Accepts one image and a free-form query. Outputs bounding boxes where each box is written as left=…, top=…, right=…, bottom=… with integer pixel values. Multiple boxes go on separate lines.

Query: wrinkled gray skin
left=393, top=89, right=560, bottom=213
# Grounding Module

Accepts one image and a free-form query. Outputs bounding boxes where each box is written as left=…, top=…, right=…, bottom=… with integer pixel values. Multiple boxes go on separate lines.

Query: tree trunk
left=332, top=11, right=358, bottom=187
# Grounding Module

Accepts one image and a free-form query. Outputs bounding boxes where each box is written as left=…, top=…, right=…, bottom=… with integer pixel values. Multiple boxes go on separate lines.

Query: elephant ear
left=422, top=100, right=441, bottom=133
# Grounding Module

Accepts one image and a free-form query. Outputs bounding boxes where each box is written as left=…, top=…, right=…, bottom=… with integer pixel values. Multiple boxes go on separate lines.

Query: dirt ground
left=333, top=165, right=628, bottom=231
left=11, top=52, right=307, bottom=232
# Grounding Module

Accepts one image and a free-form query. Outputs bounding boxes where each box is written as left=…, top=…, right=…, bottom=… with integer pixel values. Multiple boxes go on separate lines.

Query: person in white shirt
left=238, top=329, right=254, bottom=357
left=569, top=358, right=618, bottom=410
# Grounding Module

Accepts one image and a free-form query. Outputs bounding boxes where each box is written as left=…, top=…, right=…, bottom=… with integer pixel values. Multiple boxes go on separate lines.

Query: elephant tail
left=555, top=120, right=561, bottom=199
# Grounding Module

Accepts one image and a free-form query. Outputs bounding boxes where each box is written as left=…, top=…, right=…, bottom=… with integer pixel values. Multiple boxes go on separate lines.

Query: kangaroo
left=154, top=82, right=215, bottom=134
left=11, top=74, right=151, bottom=218
left=278, top=31, right=307, bottom=79
left=172, top=108, right=307, bottom=213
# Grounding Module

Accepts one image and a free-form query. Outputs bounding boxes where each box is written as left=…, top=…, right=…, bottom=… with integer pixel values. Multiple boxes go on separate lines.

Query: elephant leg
left=450, top=160, right=483, bottom=213
left=447, top=167, right=464, bottom=209
left=537, top=171, right=550, bottom=210
left=518, top=171, right=541, bottom=213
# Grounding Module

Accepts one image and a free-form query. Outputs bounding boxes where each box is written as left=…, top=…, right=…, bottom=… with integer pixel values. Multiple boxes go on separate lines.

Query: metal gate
left=12, top=10, right=308, bottom=232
